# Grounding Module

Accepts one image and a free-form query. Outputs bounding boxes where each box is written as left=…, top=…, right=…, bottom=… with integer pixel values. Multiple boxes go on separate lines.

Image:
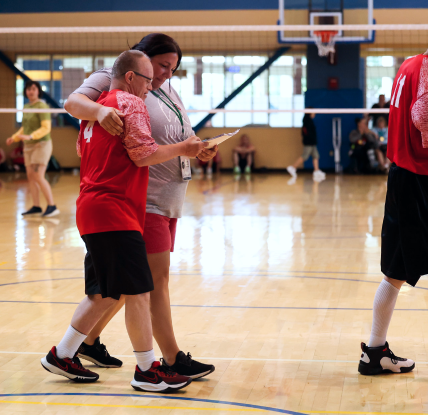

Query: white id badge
left=180, top=156, right=192, bottom=181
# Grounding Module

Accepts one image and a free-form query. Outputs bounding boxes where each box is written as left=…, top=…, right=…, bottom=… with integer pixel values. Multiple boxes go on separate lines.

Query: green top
left=22, top=101, right=51, bottom=142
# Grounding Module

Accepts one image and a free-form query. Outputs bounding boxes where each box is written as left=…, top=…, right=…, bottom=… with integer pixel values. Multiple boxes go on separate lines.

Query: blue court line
left=0, top=392, right=306, bottom=415
left=0, top=299, right=426, bottom=311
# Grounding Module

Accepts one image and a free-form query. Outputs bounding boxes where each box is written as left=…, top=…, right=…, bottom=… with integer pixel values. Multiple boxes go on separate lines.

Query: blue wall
left=1, top=0, right=427, bottom=13
left=305, top=44, right=363, bottom=171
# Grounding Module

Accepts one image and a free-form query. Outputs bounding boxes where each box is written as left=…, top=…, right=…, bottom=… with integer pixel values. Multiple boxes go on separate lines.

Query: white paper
left=203, top=129, right=240, bottom=149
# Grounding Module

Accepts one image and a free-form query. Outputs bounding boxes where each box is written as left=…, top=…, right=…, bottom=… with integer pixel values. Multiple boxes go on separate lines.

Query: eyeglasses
left=121, top=71, right=152, bottom=83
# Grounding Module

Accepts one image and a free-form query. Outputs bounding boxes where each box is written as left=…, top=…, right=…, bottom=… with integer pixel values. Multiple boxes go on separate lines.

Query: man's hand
left=6, top=137, right=14, bottom=145
left=183, top=135, right=208, bottom=157
left=197, top=145, right=218, bottom=162
left=97, top=106, right=124, bottom=136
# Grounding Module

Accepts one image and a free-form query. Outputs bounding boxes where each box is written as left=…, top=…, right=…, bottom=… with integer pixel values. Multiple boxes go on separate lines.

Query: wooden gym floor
left=0, top=171, right=427, bottom=415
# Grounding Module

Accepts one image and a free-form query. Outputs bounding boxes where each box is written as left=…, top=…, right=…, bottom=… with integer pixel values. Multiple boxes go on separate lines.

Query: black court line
left=0, top=299, right=426, bottom=311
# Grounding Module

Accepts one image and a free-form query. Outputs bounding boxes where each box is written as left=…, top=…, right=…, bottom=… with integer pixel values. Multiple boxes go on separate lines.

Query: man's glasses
left=122, top=71, right=152, bottom=84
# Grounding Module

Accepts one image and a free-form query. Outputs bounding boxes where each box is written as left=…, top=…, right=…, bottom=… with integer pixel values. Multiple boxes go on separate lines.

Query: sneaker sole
left=131, top=378, right=192, bottom=393
left=188, top=367, right=215, bottom=380
left=358, top=361, right=415, bottom=375
left=77, top=353, right=122, bottom=368
left=43, top=210, right=60, bottom=218
left=41, top=357, right=99, bottom=382
left=22, top=212, right=42, bottom=216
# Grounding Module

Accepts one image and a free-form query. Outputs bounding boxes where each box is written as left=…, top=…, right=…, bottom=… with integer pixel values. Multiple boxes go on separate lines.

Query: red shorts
left=143, top=213, right=178, bottom=254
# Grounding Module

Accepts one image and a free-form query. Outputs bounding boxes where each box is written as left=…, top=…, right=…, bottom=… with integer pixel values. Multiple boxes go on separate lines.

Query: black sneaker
left=77, top=337, right=122, bottom=368
left=22, top=206, right=42, bottom=216
left=41, top=346, right=99, bottom=382
left=161, top=351, right=215, bottom=379
left=358, top=342, right=415, bottom=375
left=42, top=205, right=60, bottom=217
left=131, top=361, right=192, bottom=392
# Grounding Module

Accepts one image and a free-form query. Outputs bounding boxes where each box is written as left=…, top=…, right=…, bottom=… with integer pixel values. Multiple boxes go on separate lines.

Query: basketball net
left=313, top=30, right=338, bottom=57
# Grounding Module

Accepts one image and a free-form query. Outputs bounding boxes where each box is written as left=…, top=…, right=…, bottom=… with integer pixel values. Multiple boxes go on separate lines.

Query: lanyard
left=151, top=88, right=184, bottom=134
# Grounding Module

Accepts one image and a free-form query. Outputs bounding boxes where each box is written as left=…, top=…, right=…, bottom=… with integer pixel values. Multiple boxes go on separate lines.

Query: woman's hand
left=97, top=106, right=125, bottom=136
left=198, top=145, right=218, bottom=162
left=6, top=137, right=14, bottom=145
left=17, top=135, right=32, bottom=141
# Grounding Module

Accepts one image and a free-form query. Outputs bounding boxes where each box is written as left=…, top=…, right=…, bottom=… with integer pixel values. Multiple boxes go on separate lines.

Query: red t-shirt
left=387, top=54, right=428, bottom=175
left=76, top=89, right=158, bottom=236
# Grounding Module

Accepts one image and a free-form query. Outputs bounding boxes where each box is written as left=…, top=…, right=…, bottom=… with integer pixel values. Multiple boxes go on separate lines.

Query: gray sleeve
left=71, top=68, right=112, bottom=102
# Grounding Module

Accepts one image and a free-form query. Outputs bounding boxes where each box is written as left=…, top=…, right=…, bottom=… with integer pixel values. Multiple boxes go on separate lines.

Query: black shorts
left=82, top=230, right=154, bottom=300
left=381, top=163, right=428, bottom=286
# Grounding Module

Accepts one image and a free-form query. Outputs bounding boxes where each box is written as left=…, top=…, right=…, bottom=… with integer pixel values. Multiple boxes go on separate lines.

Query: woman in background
left=6, top=81, right=59, bottom=217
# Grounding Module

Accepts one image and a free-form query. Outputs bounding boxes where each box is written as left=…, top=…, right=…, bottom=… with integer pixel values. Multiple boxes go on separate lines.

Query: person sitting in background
left=370, top=94, right=390, bottom=127
left=0, top=148, right=7, bottom=172
left=372, top=116, right=389, bottom=171
left=349, top=118, right=378, bottom=174
left=233, top=134, right=255, bottom=175
left=287, top=111, right=326, bottom=181
left=197, top=147, right=222, bottom=177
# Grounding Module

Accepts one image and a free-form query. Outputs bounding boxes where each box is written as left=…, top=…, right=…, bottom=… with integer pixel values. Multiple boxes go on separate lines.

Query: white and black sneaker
left=131, top=361, right=192, bottom=392
left=358, top=342, right=415, bottom=375
left=41, top=346, right=99, bottom=382
left=77, top=337, right=122, bottom=368
left=161, top=351, right=215, bottom=379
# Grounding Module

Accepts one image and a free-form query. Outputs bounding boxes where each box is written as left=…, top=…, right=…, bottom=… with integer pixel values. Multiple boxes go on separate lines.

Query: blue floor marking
left=0, top=392, right=307, bottom=415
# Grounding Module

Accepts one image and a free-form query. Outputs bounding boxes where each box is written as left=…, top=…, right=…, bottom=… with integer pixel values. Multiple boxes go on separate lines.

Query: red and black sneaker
left=131, top=361, right=192, bottom=392
left=41, top=346, right=99, bottom=382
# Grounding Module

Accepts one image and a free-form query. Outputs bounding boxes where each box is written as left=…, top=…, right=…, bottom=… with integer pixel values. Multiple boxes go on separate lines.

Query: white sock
left=134, top=349, right=156, bottom=372
left=368, top=279, right=400, bottom=348
left=56, top=325, right=87, bottom=359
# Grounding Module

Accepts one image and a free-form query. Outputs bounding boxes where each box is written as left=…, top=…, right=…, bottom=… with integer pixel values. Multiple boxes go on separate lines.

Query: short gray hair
left=112, top=50, right=148, bottom=79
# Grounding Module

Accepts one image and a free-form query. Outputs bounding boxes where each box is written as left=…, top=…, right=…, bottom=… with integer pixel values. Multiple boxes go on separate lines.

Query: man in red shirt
left=358, top=52, right=428, bottom=375
left=41, top=50, right=206, bottom=391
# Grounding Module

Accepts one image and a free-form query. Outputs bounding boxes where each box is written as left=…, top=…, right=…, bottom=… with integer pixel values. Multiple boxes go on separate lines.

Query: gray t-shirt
left=72, top=68, right=194, bottom=218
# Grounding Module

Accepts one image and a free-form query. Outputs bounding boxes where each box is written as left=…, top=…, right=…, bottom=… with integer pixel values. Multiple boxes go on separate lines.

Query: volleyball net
left=0, top=24, right=427, bottom=129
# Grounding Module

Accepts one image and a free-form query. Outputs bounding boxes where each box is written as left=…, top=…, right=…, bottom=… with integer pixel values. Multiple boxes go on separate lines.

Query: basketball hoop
left=313, top=30, right=338, bottom=57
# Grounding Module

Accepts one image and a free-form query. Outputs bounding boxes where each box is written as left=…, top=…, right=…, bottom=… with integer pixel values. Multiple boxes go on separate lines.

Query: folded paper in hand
left=203, top=129, right=240, bottom=149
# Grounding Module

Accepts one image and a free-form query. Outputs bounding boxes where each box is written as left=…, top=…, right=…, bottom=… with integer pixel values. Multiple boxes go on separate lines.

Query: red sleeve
left=116, top=91, right=159, bottom=161
left=412, top=57, right=428, bottom=148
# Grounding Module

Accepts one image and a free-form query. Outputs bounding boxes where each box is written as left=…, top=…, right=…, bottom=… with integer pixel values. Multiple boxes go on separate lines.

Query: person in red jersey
left=41, top=50, right=206, bottom=392
left=358, top=52, right=428, bottom=376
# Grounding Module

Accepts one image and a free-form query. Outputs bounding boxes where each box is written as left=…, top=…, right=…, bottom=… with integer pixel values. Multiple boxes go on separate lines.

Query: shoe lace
left=181, top=352, right=193, bottom=367
left=70, top=355, right=85, bottom=370
left=96, top=341, right=110, bottom=357
left=388, top=348, right=398, bottom=365
left=156, top=361, right=178, bottom=378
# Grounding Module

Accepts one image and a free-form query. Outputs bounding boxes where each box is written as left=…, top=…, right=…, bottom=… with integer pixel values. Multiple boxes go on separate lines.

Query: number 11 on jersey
left=84, top=121, right=95, bottom=143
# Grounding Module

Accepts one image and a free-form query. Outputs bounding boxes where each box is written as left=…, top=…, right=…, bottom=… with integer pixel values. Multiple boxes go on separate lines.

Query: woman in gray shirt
left=65, top=34, right=217, bottom=379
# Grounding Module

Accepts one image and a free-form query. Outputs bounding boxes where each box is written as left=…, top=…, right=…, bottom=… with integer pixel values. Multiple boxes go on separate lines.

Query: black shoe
left=131, top=361, right=192, bottom=393
left=41, top=346, right=99, bottom=382
left=22, top=206, right=42, bottom=216
left=42, top=205, right=60, bottom=217
left=77, top=337, right=122, bottom=368
left=161, top=351, right=215, bottom=379
left=358, top=342, right=415, bottom=375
